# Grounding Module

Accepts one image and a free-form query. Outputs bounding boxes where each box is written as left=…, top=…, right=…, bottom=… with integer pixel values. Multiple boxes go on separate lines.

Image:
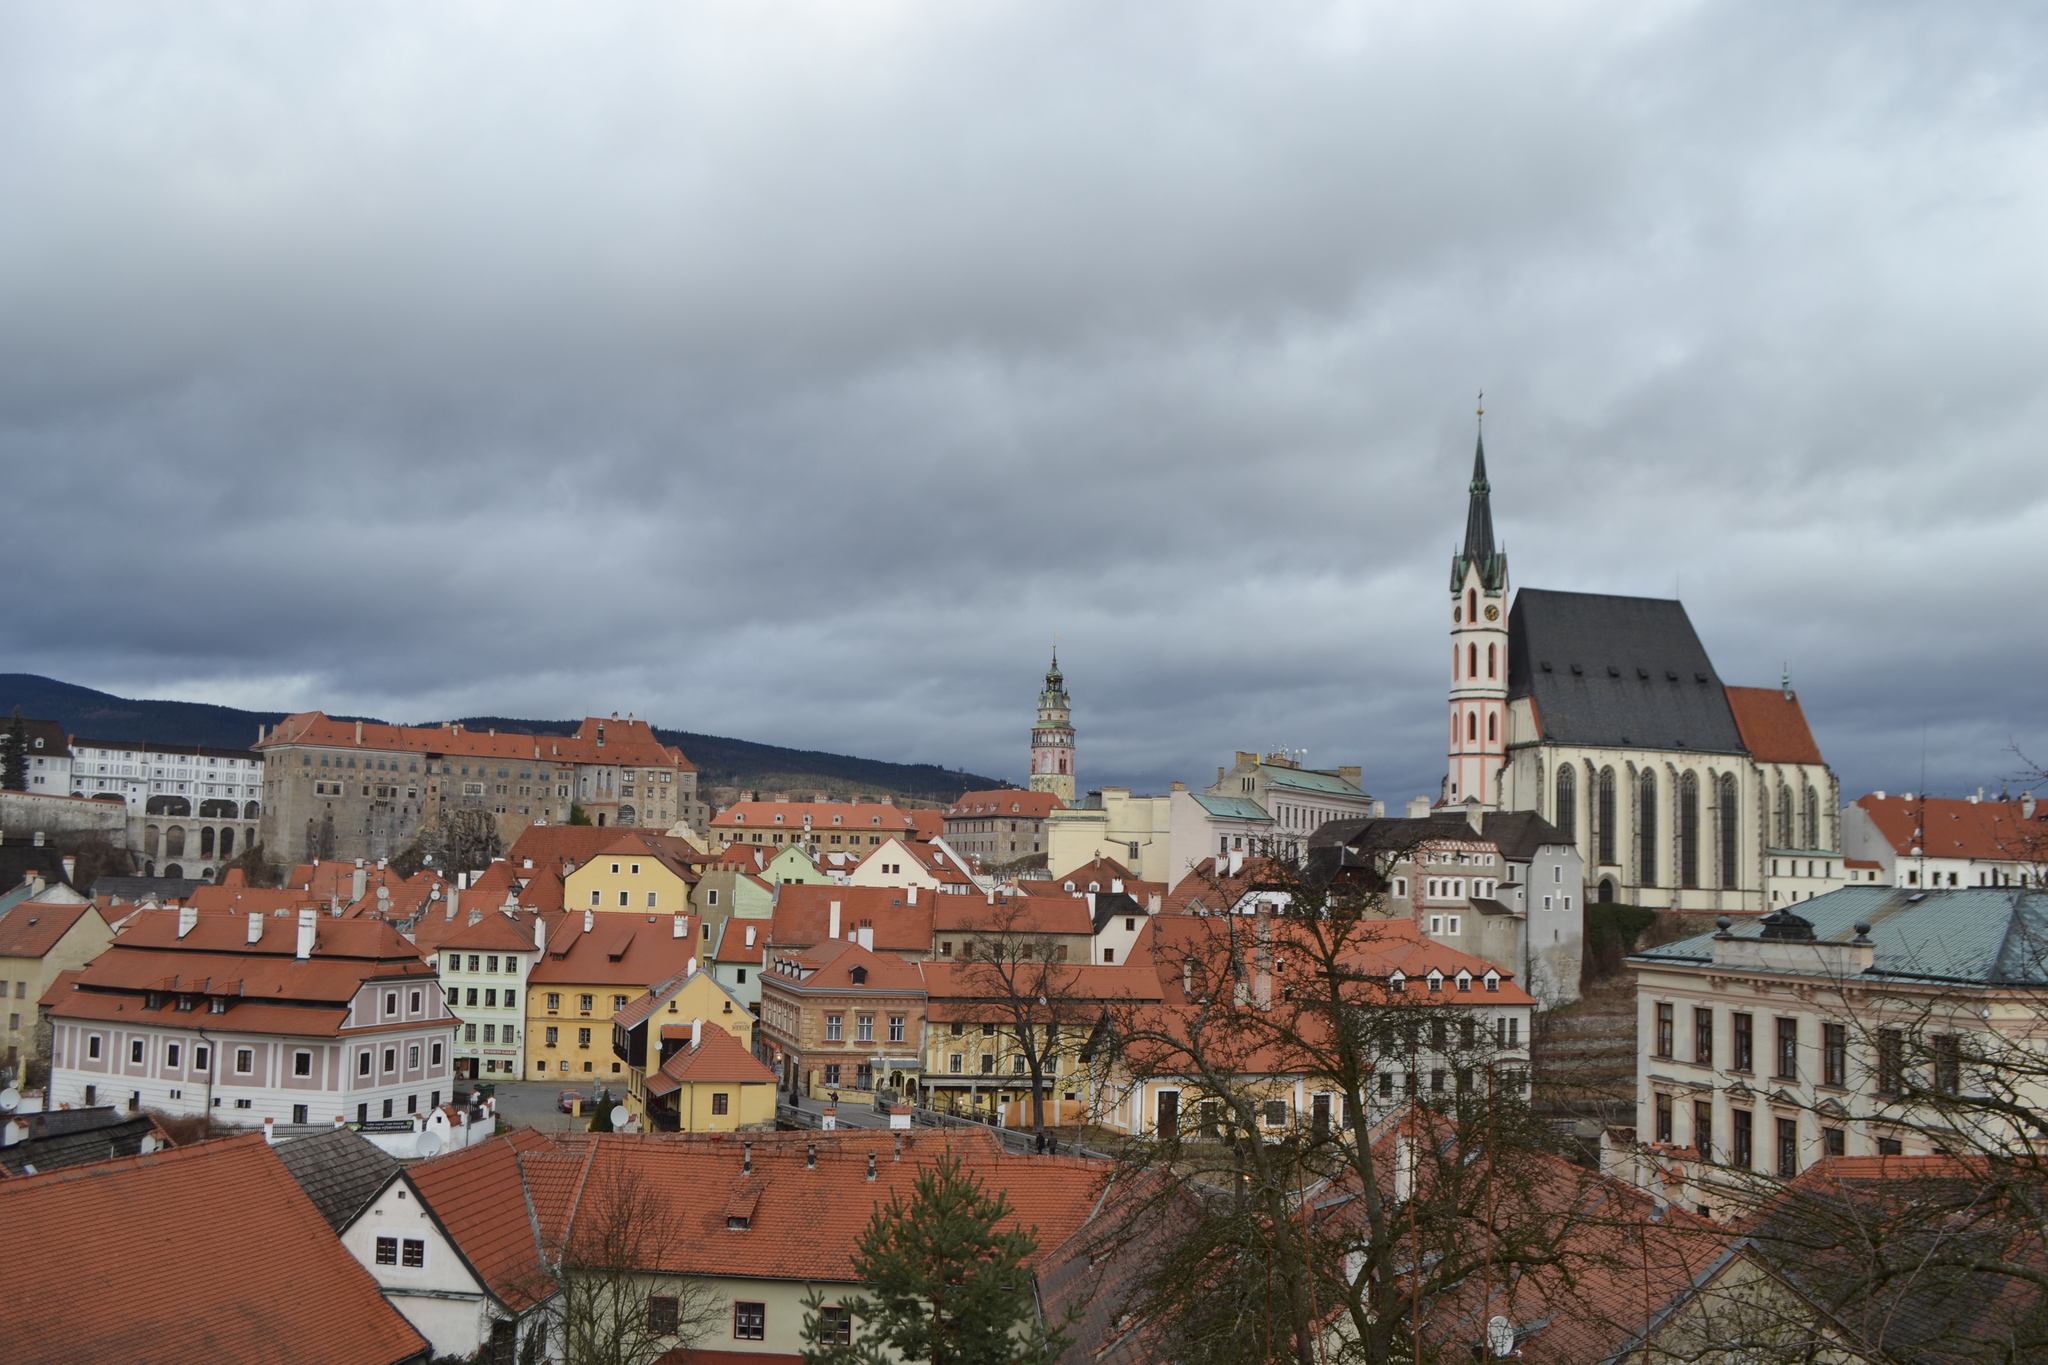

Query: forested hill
left=0, top=675, right=1004, bottom=804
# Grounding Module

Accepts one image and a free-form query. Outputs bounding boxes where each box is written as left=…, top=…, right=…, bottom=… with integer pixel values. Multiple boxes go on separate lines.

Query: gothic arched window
left=1469, top=643, right=1478, bottom=678
left=1554, top=766, right=1577, bottom=843
left=1467, top=712, right=1478, bottom=742
left=1802, top=786, right=1819, bottom=849
left=1468, top=588, right=1477, bottom=621
left=1487, top=642, right=1497, bottom=679
left=1718, top=774, right=1738, bottom=887
left=1639, top=770, right=1659, bottom=887
left=1596, top=768, right=1616, bottom=866
left=1487, top=712, right=1497, bottom=742
left=1776, top=783, right=1793, bottom=848
left=1678, top=772, right=1699, bottom=889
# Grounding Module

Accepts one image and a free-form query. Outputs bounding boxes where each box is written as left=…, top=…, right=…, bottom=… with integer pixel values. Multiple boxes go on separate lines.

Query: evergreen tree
left=801, top=1157, right=1071, bottom=1365
left=1, top=708, right=26, bottom=792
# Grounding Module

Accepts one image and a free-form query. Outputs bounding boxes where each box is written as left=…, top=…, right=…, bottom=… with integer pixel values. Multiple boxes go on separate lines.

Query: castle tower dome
left=1447, top=421, right=1509, bottom=808
left=1028, top=651, right=1076, bottom=805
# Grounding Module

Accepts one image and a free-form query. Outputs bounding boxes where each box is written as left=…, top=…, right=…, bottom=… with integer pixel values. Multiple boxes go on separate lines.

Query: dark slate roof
left=1631, top=887, right=2048, bottom=987
left=92, top=876, right=208, bottom=903
left=1449, top=435, right=1507, bottom=592
left=273, top=1125, right=402, bottom=1232
left=1090, top=891, right=1145, bottom=934
left=1476, top=810, right=1574, bottom=860
left=0, top=1108, right=158, bottom=1176
left=1506, top=589, right=1746, bottom=753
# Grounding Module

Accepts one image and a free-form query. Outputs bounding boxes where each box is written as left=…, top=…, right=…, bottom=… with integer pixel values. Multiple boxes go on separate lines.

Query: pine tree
left=1, top=709, right=27, bottom=792
left=800, top=1156, right=1071, bottom=1365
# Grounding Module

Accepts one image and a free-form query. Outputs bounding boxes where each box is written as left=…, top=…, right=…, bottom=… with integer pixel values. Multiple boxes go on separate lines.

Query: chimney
left=468, top=907, right=482, bottom=926
left=1111, top=878, right=1123, bottom=893
left=1229, top=850, right=1244, bottom=876
left=691, top=1018, right=703, bottom=1048
left=60, top=855, right=76, bottom=885
left=1395, top=1136, right=1417, bottom=1203
left=828, top=901, right=841, bottom=940
left=263, top=1116, right=276, bottom=1144
left=1338, top=766, right=1362, bottom=788
left=177, top=905, right=198, bottom=939
left=893, top=1132, right=902, bottom=1161
left=2026, top=794, right=2038, bottom=819
left=1217, top=766, right=1225, bottom=784
left=352, top=864, right=367, bottom=903
left=354, top=720, right=363, bottom=744
left=295, top=908, right=317, bottom=960
left=866, top=1153, right=876, bottom=1181
left=673, top=913, right=686, bottom=938
left=743, top=1141, right=752, bottom=1174
left=584, top=909, right=595, bottom=933
left=858, top=925, right=873, bottom=950
left=907, top=885, right=918, bottom=905
left=806, top=1141, right=816, bottom=1169
left=1148, top=893, right=1161, bottom=913
left=744, top=924, right=756, bottom=948
left=1171, top=781, right=1186, bottom=793
left=247, top=911, right=263, bottom=945
left=687, top=956, right=698, bottom=976
left=535, top=916, right=547, bottom=951
left=1406, top=796, right=1432, bottom=819
left=445, top=887, right=459, bottom=921
left=24, top=872, right=42, bottom=896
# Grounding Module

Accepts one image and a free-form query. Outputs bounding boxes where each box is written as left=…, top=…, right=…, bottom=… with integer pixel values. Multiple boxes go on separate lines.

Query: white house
left=47, top=906, right=457, bottom=1126
left=1841, top=790, right=2047, bottom=890
left=429, top=907, right=544, bottom=1081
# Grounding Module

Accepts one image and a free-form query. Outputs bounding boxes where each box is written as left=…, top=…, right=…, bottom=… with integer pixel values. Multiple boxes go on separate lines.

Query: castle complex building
left=1450, top=432, right=1839, bottom=913
left=1028, top=653, right=1076, bottom=805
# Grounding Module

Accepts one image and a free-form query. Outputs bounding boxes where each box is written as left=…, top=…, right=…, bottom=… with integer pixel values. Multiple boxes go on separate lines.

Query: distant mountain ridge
left=0, top=675, right=1005, bottom=803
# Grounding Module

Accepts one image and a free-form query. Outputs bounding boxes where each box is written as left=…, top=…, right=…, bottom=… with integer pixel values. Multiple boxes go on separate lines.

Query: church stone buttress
left=1029, top=652, right=1076, bottom=804
left=1448, top=430, right=1509, bottom=809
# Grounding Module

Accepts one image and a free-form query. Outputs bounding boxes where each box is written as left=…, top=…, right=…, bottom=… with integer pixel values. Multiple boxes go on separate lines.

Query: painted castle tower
left=1447, top=427, right=1509, bottom=809
left=1028, top=652, right=1076, bottom=804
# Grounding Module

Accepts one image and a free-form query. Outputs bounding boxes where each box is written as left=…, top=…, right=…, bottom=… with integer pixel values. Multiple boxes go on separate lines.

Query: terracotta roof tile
left=644, top=1023, right=779, bottom=1094
left=407, top=1134, right=561, bottom=1309
left=1852, top=792, right=2048, bottom=861
left=944, top=790, right=1064, bottom=818
left=0, top=900, right=95, bottom=959
left=261, top=712, right=694, bottom=771
left=770, top=886, right=934, bottom=953
left=0, top=1133, right=426, bottom=1364
left=528, top=910, right=702, bottom=987
left=765, top=937, right=928, bottom=994
left=1725, top=685, right=1826, bottom=765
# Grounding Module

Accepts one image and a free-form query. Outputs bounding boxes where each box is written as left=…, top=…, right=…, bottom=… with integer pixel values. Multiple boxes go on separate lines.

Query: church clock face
left=1484, top=604, right=1500, bottom=621
left=1452, top=607, right=1462, bottom=623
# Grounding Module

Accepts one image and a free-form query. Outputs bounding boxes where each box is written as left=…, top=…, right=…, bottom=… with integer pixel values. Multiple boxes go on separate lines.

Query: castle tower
left=1028, top=652, right=1076, bottom=804
left=1448, top=425, right=1509, bottom=808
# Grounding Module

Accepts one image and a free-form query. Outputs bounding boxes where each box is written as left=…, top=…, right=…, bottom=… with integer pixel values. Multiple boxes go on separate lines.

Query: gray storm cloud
left=2, top=1, right=2044, bottom=802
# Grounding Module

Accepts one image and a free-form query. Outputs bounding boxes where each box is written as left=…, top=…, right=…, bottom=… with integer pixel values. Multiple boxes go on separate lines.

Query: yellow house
left=525, top=908, right=699, bottom=1083
left=638, top=1017, right=778, bottom=1132
left=0, top=893, right=112, bottom=1082
left=561, top=833, right=701, bottom=918
left=613, top=967, right=757, bottom=1121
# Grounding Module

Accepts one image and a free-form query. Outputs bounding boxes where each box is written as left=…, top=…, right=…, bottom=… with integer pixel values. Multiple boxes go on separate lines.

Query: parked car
left=558, top=1090, right=584, bottom=1114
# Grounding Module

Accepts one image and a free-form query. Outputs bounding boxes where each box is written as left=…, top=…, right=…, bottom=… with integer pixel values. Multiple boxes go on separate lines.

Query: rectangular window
left=1694, top=1101, right=1713, bottom=1163
left=88, top=1035, right=101, bottom=1059
left=1777, top=1116, right=1799, bottom=1177
left=1733, top=1109, right=1754, bottom=1169
left=949, top=1054, right=963, bottom=1074
left=1694, top=1008, right=1713, bottom=1067
left=547, top=994, right=560, bottom=1010
left=818, top=1306, right=852, bottom=1346
left=1823, top=1023, right=1847, bottom=1087
left=889, top=1015, right=906, bottom=1043
left=825, top=1063, right=843, bottom=1086
left=1824, top=1126, right=1845, bottom=1157
left=614, top=995, right=628, bottom=1011
left=484, top=989, right=496, bottom=1008
left=1655, top=1092, right=1673, bottom=1144
left=383, top=1047, right=396, bottom=1072
left=712, top=1092, right=729, bottom=1115
left=375, top=1237, right=399, bottom=1266
left=733, top=1302, right=766, bottom=1341
left=546, top=1027, right=559, bottom=1045
left=826, top=1014, right=843, bottom=1042
left=402, top=1239, right=425, bottom=1268
left=359, top=1050, right=373, bottom=1076
left=1733, top=1013, right=1753, bottom=1073
left=1775, top=1018, right=1798, bottom=1081
left=466, top=1023, right=478, bottom=1042
left=856, top=1016, right=874, bottom=1043
left=1875, top=1031, right=1908, bottom=1096
left=980, top=1055, right=994, bottom=1075
left=130, top=1039, right=145, bottom=1064
left=1263, top=1100, right=1287, bottom=1127
left=236, top=1048, right=254, bottom=1074
left=165, top=1042, right=180, bottom=1067
left=1934, top=1034, right=1961, bottom=1095
left=194, top=1046, right=209, bottom=1071
left=1655, top=1003, right=1673, bottom=1059
left=294, top=1050, right=312, bottom=1077
left=580, top=995, right=594, bottom=1012
left=648, top=1296, right=680, bottom=1336
left=578, top=1028, right=592, bottom=1046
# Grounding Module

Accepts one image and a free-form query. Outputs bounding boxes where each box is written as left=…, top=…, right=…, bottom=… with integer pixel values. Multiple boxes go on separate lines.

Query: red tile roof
left=438, top=909, right=546, bottom=954
left=713, top=801, right=920, bottom=832
left=932, top=895, right=1094, bottom=937
left=712, top=919, right=768, bottom=963
left=527, top=910, right=702, bottom=987
left=644, top=1022, right=778, bottom=1094
left=921, top=961, right=1163, bottom=1018
left=1724, top=686, right=1826, bottom=765
left=406, top=1134, right=559, bottom=1310
left=1852, top=792, right=2048, bottom=861
left=769, top=885, right=934, bottom=953
left=0, top=1133, right=427, bottom=1364
left=765, top=937, right=928, bottom=994
left=261, top=712, right=694, bottom=771
left=944, top=790, right=1064, bottom=818
left=0, top=901, right=97, bottom=959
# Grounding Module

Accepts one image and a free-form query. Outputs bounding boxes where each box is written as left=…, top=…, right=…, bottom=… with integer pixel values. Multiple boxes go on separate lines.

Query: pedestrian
left=1048, top=1134, right=1058, bottom=1156
left=1034, top=1131, right=1046, bottom=1154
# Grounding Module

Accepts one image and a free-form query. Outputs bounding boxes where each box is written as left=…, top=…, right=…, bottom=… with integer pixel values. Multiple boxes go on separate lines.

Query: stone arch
left=147, top=795, right=190, bottom=817
left=199, top=827, right=216, bottom=857
left=618, top=806, right=637, bottom=826
left=144, top=825, right=161, bottom=858
left=219, top=827, right=235, bottom=859
left=1597, top=876, right=1616, bottom=904
left=199, top=799, right=238, bottom=819
left=164, top=864, right=183, bottom=879
left=165, top=826, right=187, bottom=858
left=244, top=800, right=261, bottom=819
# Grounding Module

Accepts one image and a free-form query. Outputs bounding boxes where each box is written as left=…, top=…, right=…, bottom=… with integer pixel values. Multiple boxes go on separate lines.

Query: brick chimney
left=177, top=905, right=198, bottom=939
left=247, top=912, right=263, bottom=945
left=828, top=901, right=840, bottom=940
left=673, top=913, right=686, bottom=938
left=295, top=908, right=317, bottom=960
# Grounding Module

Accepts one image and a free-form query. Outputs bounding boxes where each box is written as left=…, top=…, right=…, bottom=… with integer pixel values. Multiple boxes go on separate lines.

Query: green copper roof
left=1189, top=794, right=1270, bottom=820
left=1262, top=767, right=1366, bottom=797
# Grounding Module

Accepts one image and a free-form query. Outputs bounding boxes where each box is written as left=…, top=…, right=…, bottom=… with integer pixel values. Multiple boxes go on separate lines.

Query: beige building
left=942, top=789, right=1061, bottom=870
left=0, top=890, right=111, bottom=1081
left=257, top=713, right=706, bottom=867
left=1619, top=886, right=2048, bottom=1220
left=1046, top=787, right=1173, bottom=883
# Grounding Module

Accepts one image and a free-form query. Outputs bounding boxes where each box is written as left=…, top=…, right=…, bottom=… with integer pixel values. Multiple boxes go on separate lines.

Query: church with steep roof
left=1447, top=430, right=1840, bottom=913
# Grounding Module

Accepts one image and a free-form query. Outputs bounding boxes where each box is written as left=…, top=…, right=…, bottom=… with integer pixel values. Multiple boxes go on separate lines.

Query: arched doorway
left=1597, top=877, right=1616, bottom=904
left=164, top=864, right=183, bottom=879
left=165, top=826, right=187, bottom=858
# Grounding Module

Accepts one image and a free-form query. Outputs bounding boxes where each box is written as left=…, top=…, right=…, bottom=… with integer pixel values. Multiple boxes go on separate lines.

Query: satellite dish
left=1486, top=1316, right=1516, bottom=1358
left=609, top=1106, right=630, bottom=1129
left=0, top=1088, right=19, bottom=1114
left=415, top=1130, right=443, bottom=1158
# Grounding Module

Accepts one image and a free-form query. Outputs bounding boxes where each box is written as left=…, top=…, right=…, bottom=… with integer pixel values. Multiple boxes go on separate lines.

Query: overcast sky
left=4, top=2, right=2045, bottom=804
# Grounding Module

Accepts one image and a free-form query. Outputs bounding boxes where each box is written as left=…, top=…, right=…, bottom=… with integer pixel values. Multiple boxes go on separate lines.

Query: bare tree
left=526, top=1157, right=724, bottom=1365
left=946, top=900, right=1104, bottom=1136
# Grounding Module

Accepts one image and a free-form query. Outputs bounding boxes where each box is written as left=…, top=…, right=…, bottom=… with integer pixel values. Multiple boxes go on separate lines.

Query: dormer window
left=849, top=966, right=868, bottom=986
left=1427, top=973, right=1443, bottom=993
left=774, top=814, right=785, bottom=824
left=727, top=1216, right=750, bottom=1231
left=1388, top=972, right=1405, bottom=993
left=1484, top=973, right=1501, bottom=992
left=1456, top=973, right=1472, bottom=993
